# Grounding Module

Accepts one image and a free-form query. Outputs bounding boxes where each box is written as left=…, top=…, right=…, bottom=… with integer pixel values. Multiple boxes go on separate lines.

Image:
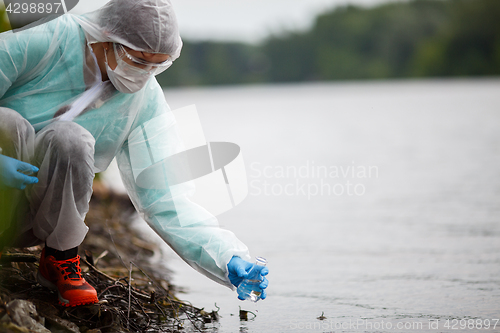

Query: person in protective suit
left=0, top=0, right=268, bottom=307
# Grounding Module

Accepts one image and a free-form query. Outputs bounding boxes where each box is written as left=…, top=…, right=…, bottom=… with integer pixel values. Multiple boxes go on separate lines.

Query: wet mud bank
left=0, top=184, right=218, bottom=332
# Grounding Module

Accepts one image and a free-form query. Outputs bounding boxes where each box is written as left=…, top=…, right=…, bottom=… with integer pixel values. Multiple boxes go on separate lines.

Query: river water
left=105, top=79, right=500, bottom=332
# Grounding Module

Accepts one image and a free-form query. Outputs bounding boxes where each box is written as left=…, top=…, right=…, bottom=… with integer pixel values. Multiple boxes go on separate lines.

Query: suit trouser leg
left=0, top=107, right=95, bottom=251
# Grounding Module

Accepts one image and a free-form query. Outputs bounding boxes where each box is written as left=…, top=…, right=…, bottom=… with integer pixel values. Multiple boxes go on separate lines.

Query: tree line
left=157, top=0, right=500, bottom=86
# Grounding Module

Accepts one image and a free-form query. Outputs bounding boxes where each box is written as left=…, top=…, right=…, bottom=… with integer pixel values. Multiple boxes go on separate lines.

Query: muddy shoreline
left=0, top=184, right=218, bottom=332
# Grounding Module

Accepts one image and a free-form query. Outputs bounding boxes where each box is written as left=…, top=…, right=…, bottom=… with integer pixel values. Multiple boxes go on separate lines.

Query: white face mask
left=104, top=48, right=151, bottom=94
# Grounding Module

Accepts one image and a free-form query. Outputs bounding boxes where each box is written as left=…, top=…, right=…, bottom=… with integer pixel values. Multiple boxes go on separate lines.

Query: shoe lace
left=56, top=256, right=82, bottom=280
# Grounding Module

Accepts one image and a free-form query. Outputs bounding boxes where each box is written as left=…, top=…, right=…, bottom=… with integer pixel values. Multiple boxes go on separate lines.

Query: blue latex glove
left=227, top=256, right=269, bottom=300
left=0, top=154, right=39, bottom=190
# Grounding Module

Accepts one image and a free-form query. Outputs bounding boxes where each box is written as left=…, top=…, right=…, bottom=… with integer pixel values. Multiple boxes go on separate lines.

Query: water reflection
left=121, top=80, right=500, bottom=332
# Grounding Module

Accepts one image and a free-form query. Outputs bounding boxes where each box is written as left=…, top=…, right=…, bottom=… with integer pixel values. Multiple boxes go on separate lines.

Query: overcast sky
left=72, top=0, right=403, bottom=43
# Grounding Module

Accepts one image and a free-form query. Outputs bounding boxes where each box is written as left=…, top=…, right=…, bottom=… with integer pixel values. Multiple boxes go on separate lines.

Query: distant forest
left=156, top=0, right=500, bottom=86
left=1, top=0, right=499, bottom=86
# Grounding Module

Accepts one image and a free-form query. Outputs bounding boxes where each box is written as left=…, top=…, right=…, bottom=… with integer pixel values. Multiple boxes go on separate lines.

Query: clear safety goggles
left=114, top=43, right=173, bottom=76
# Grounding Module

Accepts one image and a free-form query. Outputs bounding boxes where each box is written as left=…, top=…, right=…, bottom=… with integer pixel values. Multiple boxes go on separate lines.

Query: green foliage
left=411, top=0, right=500, bottom=76
left=160, top=0, right=500, bottom=86
left=265, top=0, right=452, bottom=81
left=156, top=41, right=268, bottom=86
left=0, top=2, right=12, bottom=33
left=261, top=32, right=315, bottom=81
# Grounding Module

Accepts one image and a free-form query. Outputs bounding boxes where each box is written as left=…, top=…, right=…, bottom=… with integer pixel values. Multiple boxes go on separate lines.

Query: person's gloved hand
left=0, top=154, right=39, bottom=190
left=227, top=256, right=269, bottom=300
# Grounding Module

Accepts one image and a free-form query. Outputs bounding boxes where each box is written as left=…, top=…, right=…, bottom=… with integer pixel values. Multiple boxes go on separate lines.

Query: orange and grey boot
left=37, top=248, right=98, bottom=307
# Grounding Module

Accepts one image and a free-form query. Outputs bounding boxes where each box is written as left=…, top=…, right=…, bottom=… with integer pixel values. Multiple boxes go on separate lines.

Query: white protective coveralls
left=0, top=0, right=250, bottom=289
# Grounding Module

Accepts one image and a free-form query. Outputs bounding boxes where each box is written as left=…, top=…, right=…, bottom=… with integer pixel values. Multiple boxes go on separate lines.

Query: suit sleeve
left=115, top=87, right=250, bottom=289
